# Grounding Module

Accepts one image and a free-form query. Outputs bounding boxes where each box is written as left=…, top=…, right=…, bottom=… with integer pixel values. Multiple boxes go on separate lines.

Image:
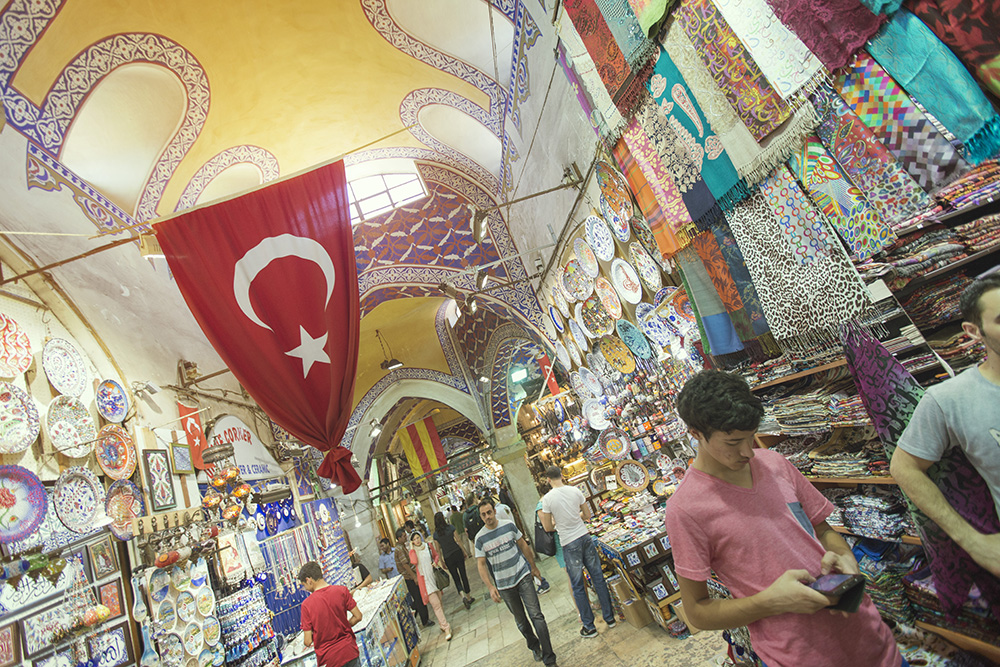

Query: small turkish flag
left=156, top=161, right=362, bottom=492
left=178, top=402, right=207, bottom=469
left=538, top=353, right=560, bottom=396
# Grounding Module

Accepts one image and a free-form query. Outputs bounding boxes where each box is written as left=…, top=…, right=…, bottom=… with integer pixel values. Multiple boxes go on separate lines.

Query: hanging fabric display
left=557, top=7, right=626, bottom=138
left=557, top=44, right=601, bottom=138
left=841, top=326, right=1000, bottom=622
left=860, top=0, right=903, bottom=12
left=674, top=0, right=791, bottom=141
left=867, top=8, right=1000, bottom=165
left=760, top=164, right=831, bottom=265
left=761, top=0, right=884, bottom=71
left=596, top=0, right=654, bottom=63
left=788, top=136, right=897, bottom=260
left=834, top=52, right=968, bottom=191
left=675, top=246, right=746, bottom=358
left=646, top=43, right=748, bottom=210
left=710, top=223, right=775, bottom=343
left=612, top=138, right=683, bottom=257
left=811, top=83, right=932, bottom=226
left=627, top=0, right=675, bottom=36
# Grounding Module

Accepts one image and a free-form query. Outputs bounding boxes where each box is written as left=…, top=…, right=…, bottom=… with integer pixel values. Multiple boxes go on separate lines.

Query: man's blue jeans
left=562, top=534, right=615, bottom=631
left=498, top=574, right=556, bottom=666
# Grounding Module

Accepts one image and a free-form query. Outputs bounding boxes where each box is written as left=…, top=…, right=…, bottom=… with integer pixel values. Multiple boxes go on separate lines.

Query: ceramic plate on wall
left=552, top=340, right=570, bottom=371
left=570, top=372, right=590, bottom=399
left=568, top=318, right=589, bottom=353
left=562, top=259, right=593, bottom=301
left=0, top=465, right=47, bottom=544
left=629, top=242, right=663, bottom=292
left=585, top=215, right=616, bottom=262
left=0, top=315, right=31, bottom=378
left=594, top=276, right=623, bottom=320
left=599, top=336, right=636, bottom=374
left=0, top=382, right=39, bottom=454
left=610, top=258, right=642, bottom=305
left=567, top=338, right=582, bottom=367
left=595, top=161, right=634, bottom=221
left=583, top=399, right=609, bottom=430
left=549, top=305, right=564, bottom=334
left=599, top=428, right=630, bottom=460
left=54, top=466, right=105, bottom=534
left=601, top=194, right=631, bottom=243
left=95, top=424, right=136, bottom=480
left=551, top=283, right=570, bottom=318
left=579, top=367, right=604, bottom=397
left=581, top=295, right=614, bottom=337
left=96, top=379, right=129, bottom=423
left=105, top=479, right=145, bottom=541
left=41, top=338, right=88, bottom=397
left=616, top=320, right=653, bottom=360
left=635, top=303, right=676, bottom=347
left=630, top=216, right=671, bottom=271
left=573, top=238, right=600, bottom=277
left=45, top=395, right=96, bottom=458
left=654, top=286, right=678, bottom=307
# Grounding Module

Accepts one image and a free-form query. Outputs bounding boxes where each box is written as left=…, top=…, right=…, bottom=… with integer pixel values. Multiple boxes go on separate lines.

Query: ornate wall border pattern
left=174, top=145, right=279, bottom=211
left=481, top=323, right=534, bottom=427
left=0, top=0, right=64, bottom=89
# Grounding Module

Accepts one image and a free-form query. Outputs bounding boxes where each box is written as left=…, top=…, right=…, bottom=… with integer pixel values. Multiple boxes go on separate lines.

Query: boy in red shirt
left=298, top=561, right=364, bottom=667
left=664, top=371, right=906, bottom=667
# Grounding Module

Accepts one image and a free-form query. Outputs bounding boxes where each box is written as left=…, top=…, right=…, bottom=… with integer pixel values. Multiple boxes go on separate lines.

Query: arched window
left=348, top=173, right=427, bottom=223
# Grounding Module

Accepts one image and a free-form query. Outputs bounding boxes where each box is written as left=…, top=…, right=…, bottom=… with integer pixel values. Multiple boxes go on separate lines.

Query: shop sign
left=203, top=415, right=283, bottom=480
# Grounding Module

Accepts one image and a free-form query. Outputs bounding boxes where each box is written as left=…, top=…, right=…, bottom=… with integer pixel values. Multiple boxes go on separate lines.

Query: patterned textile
left=861, top=0, right=904, bottom=11
left=811, top=83, right=932, bottom=226
left=596, top=0, right=650, bottom=62
left=675, top=0, right=791, bottom=141
left=788, top=135, right=896, bottom=260
left=841, top=325, right=1000, bottom=621
left=676, top=246, right=745, bottom=355
left=612, top=138, right=683, bottom=256
left=762, top=0, right=884, bottom=71
left=760, top=162, right=831, bottom=265
left=627, top=0, right=674, bottom=36
left=905, top=0, right=1000, bottom=99
left=867, top=9, right=1000, bottom=165
left=723, top=179, right=870, bottom=340
left=834, top=52, right=968, bottom=190
left=711, top=222, right=772, bottom=338
left=558, top=5, right=627, bottom=138
left=647, top=44, right=746, bottom=209
left=558, top=44, right=601, bottom=138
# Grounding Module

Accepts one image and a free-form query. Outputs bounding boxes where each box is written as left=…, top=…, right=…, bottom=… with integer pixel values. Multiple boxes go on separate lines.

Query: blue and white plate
left=600, top=195, right=631, bottom=243
left=570, top=372, right=592, bottom=399
left=549, top=305, right=565, bottom=333
left=96, top=379, right=129, bottom=423
left=567, top=338, right=582, bottom=367
left=579, top=367, right=604, bottom=397
left=568, top=318, right=589, bottom=352
left=552, top=340, right=570, bottom=371
left=553, top=399, right=565, bottom=422
left=585, top=215, right=616, bottom=262
left=617, top=320, right=652, bottom=360
left=583, top=398, right=609, bottom=430
left=636, top=303, right=676, bottom=347
left=551, top=283, right=571, bottom=318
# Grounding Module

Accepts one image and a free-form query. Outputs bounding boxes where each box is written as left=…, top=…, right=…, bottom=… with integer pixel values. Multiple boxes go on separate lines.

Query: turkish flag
left=155, top=161, right=362, bottom=493
left=178, top=402, right=208, bottom=469
left=538, top=353, right=560, bottom=396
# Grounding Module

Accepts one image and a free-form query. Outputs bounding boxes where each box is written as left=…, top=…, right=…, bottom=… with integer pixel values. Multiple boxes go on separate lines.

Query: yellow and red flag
left=399, top=416, right=447, bottom=477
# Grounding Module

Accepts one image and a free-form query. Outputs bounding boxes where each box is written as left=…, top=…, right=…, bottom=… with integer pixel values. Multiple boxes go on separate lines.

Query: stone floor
left=414, top=554, right=733, bottom=667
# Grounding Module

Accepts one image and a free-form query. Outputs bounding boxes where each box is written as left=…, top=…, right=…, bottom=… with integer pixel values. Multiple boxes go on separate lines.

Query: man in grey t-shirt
left=893, top=275, right=1000, bottom=577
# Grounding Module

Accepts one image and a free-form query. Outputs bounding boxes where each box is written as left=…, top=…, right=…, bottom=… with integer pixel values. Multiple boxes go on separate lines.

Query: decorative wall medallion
left=45, top=396, right=96, bottom=459
left=95, top=425, right=136, bottom=480
left=599, top=428, right=630, bottom=460
left=0, top=465, right=46, bottom=544
left=594, top=276, right=623, bottom=320
left=581, top=295, right=614, bottom=337
left=579, top=367, right=603, bottom=397
left=549, top=305, right=564, bottom=334
left=585, top=215, right=616, bottom=262
left=573, top=238, right=600, bottom=277
left=616, top=320, right=652, bottom=360
left=41, top=338, right=88, bottom=397
left=599, top=336, right=636, bottom=374
left=96, top=379, right=129, bottom=423
left=0, top=382, right=39, bottom=454
left=596, top=161, right=634, bottom=222
left=0, top=316, right=31, bottom=378
left=53, top=467, right=105, bottom=534
left=105, top=479, right=144, bottom=541
left=601, top=195, right=630, bottom=243
left=561, top=259, right=593, bottom=301
left=610, top=258, right=642, bottom=305
left=568, top=318, right=589, bottom=353
left=550, top=284, right=570, bottom=318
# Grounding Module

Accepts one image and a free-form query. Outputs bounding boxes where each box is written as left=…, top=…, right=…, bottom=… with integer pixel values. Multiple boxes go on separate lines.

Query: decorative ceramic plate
left=105, top=478, right=144, bottom=541
left=95, top=424, right=136, bottom=480
left=192, top=558, right=209, bottom=589
left=616, top=461, right=650, bottom=492
left=173, top=563, right=191, bottom=591
left=595, top=161, right=634, bottom=221
left=157, top=599, right=176, bottom=629
left=599, top=428, right=630, bottom=460
left=570, top=372, right=591, bottom=399
left=600, top=194, right=631, bottom=243
left=583, top=399, right=609, bottom=430
left=553, top=399, right=565, bottom=422
left=581, top=295, right=614, bottom=337
left=177, top=591, right=196, bottom=622
left=617, top=320, right=653, bottom=360
left=568, top=318, right=589, bottom=353
left=594, top=276, right=623, bottom=320
left=213, top=643, right=224, bottom=666
left=585, top=215, right=616, bottom=262
left=54, top=466, right=105, bottom=534
left=0, top=382, right=39, bottom=454
left=652, top=479, right=669, bottom=496
left=96, top=379, right=129, bottom=423
left=199, top=649, right=215, bottom=667
left=599, top=336, right=636, bottom=374
left=579, top=367, right=603, bottom=397
left=41, top=338, right=88, bottom=397
left=567, top=338, right=582, bottom=367
left=45, top=395, right=96, bottom=458
left=150, top=568, right=170, bottom=602
left=667, top=289, right=698, bottom=335
left=561, top=259, right=593, bottom=301
left=161, top=632, right=183, bottom=663
left=0, top=465, right=47, bottom=544
left=636, top=303, right=676, bottom=347
left=183, top=622, right=203, bottom=655
left=654, top=286, right=677, bottom=307
left=0, top=315, right=31, bottom=378
left=196, top=586, right=214, bottom=615
left=610, top=258, right=642, bottom=305
left=549, top=305, right=564, bottom=334
left=552, top=340, right=570, bottom=371
left=629, top=242, right=663, bottom=292
left=551, top=283, right=570, bottom=318
left=573, top=238, right=600, bottom=277
left=203, top=616, right=220, bottom=647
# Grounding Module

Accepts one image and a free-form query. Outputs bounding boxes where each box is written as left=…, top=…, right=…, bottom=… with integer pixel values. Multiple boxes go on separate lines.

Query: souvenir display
left=652, top=479, right=669, bottom=496
left=580, top=294, right=614, bottom=337
left=95, top=379, right=129, bottom=423
left=570, top=372, right=592, bottom=399
left=595, top=160, right=634, bottom=221
left=176, top=591, right=196, bottom=622
left=0, top=381, right=39, bottom=454
left=568, top=318, right=589, bottom=352
left=579, top=367, right=603, bottom=397
left=594, top=276, right=623, bottom=320
left=199, top=648, right=215, bottom=667
left=191, top=558, right=209, bottom=588
left=183, top=622, right=203, bottom=655
left=585, top=214, right=616, bottom=262
left=53, top=466, right=105, bottom=534
left=105, top=478, right=144, bottom=541
left=172, top=563, right=192, bottom=592
left=41, top=338, right=88, bottom=397
left=203, top=615, right=220, bottom=646
left=617, top=320, right=653, bottom=360
left=549, top=305, right=564, bottom=334
left=553, top=399, right=565, bottom=422
left=158, top=599, right=177, bottom=629
left=0, top=316, right=31, bottom=378
left=583, top=398, right=609, bottom=430
left=616, top=460, right=650, bottom=492
left=610, top=258, right=643, bottom=305
left=573, top=238, right=600, bottom=277
left=630, top=215, right=669, bottom=271
left=567, top=338, right=582, bottom=367
left=550, top=283, right=570, bottom=318
left=629, top=242, right=663, bottom=292
left=636, top=303, right=676, bottom=348
left=599, top=428, right=630, bottom=461
left=561, top=258, right=593, bottom=301
left=653, top=286, right=676, bottom=308
left=601, top=194, right=631, bottom=243
left=598, top=336, right=637, bottom=374
left=0, top=465, right=46, bottom=544
left=45, top=395, right=96, bottom=458
left=196, top=588, right=215, bottom=615
left=551, top=340, right=570, bottom=371
left=95, top=424, right=137, bottom=480
left=150, top=568, right=170, bottom=603
left=161, top=632, right=184, bottom=663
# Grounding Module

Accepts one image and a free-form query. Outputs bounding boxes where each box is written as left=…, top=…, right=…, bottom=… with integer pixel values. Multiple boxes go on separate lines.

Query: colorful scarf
left=674, top=0, right=791, bottom=141
left=867, top=8, right=1000, bottom=165
left=711, top=222, right=774, bottom=341
left=860, top=0, right=903, bottom=12
left=646, top=44, right=747, bottom=210
left=557, top=10, right=626, bottom=138
left=596, top=0, right=653, bottom=63
left=834, top=52, right=968, bottom=191
left=557, top=44, right=601, bottom=139
left=627, top=0, right=674, bottom=36
left=841, top=325, right=1000, bottom=622
left=761, top=162, right=831, bottom=265
left=811, top=83, right=932, bottom=226
left=788, top=136, right=897, bottom=260
left=905, top=0, right=1000, bottom=99
left=762, top=0, right=884, bottom=71
left=676, top=246, right=745, bottom=356
left=723, top=178, right=870, bottom=341
left=612, top=138, right=683, bottom=256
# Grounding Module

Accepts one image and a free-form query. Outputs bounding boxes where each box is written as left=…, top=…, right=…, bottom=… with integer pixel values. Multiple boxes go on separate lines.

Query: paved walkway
left=414, top=552, right=734, bottom=667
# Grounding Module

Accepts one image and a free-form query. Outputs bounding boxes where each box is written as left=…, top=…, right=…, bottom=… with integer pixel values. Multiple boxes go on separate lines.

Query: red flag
left=155, top=161, right=362, bottom=492
left=178, top=402, right=208, bottom=469
left=538, top=353, right=560, bottom=396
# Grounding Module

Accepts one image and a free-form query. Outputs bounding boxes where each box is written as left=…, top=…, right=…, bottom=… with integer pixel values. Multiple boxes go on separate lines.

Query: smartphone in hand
left=808, top=573, right=865, bottom=613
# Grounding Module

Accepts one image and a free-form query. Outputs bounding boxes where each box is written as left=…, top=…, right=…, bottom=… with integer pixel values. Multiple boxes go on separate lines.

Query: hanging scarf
left=867, top=8, right=1000, bottom=165
left=723, top=178, right=870, bottom=341
left=596, top=0, right=654, bottom=63
left=811, top=83, right=932, bottom=226
left=711, top=222, right=776, bottom=343
left=860, top=0, right=904, bottom=13
left=646, top=43, right=749, bottom=210
left=905, top=0, right=1000, bottom=100
left=674, top=0, right=791, bottom=142
left=675, top=246, right=746, bottom=357
left=557, top=44, right=601, bottom=139
left=627, top=0, right=675, bottom=36
left=788, top=136, right=896, bottom=260
left=761, top=163, right=831, bottom=265
left=841, top=325, right=1000, bottom=622
left=835, top=52, right=968, bottom=191
left=612, top=138, right=683, bottom=256
left=762, top=0, right=884, bottom=71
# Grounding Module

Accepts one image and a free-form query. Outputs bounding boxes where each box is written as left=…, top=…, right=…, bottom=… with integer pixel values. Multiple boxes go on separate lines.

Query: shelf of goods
left=830, top=525, right=922, bottom=545
left=218, top=584, right=278, bottom=667
left=915, top=621, right=1000, bottom=664
left=353, top=576, right=420, bottom=667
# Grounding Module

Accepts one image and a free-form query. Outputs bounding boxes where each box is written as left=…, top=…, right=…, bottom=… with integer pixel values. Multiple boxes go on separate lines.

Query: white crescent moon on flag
left=233, top=234, right=336, bottom=331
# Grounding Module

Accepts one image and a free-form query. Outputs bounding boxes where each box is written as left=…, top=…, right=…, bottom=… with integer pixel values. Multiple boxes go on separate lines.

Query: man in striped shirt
left=475, top=499, right=557, bottom=666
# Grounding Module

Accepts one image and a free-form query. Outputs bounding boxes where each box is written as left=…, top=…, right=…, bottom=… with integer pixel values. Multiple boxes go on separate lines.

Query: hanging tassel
left=716, top=179, right=754, bottom=212
left=965, top=115, right=1000, bottom=166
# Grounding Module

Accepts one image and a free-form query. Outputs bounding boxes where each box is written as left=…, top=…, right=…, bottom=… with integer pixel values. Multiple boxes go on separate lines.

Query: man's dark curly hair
left=960, top=274, right=1000, bottom=329
left=676, top=370, right=764, bottom=439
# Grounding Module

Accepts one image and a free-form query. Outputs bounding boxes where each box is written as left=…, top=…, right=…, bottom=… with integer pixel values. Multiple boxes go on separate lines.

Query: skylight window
left=348, top=173, right=427, bottom=223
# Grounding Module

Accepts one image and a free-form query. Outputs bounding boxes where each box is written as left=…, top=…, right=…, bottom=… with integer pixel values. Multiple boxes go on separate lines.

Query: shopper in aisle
left=665, top=370, right=906, bottom=667
left=464, top=494, right=486, bottom=543
left=408, top=531, right=453, bottom=640
left=449, top=504, right=469, bottom=555
left=298, top=561, right=364, bottom=667
left=433, top=510, right=477, bottom=609
left=539, top=465, right=616, bottom=638
left=378, top=538, right=399, bottom=579
left=893, top=275, right=1000, bottom=578
left=394, top=527, right=433, bottom=628
left=475, top=499, right=557, bottom=667
left=348, top=551, right=373, bottom=589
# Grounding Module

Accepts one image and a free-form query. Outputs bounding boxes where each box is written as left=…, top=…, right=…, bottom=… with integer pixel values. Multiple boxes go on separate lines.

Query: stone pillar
left=492, top=425, right=539, bottom=539
left=337, top=486, right=381, bottom=580
left=417, top=493, right=437, bottom=534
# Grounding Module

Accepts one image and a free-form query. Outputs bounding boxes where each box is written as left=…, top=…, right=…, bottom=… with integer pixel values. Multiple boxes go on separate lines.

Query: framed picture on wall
left=88, top=536, right=118, bottom=579
left=97, top=581, right=124, bottom=619
left=87, top=622, right=132, bottom=667
left=142, top=449, right=176, bottom=512
left=0, top=622, right=21, bottom=667
left=20, top=603, right=73, bottom=657
left=169, top=443, right=194, bottom=474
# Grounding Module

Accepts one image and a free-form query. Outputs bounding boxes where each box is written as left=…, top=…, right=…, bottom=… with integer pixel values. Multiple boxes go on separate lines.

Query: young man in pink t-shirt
left=663, top=371, right=906, bottom=667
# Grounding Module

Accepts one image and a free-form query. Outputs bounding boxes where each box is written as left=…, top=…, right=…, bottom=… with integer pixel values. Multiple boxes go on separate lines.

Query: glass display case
left=353, top=577, right=419, bottom=667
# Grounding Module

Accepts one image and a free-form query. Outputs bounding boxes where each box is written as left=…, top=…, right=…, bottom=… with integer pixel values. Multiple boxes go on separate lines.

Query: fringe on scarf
left=712, top=348, right=751, bottom=369
left=775, top=304, right=888, bottom=355
left=717, top=178, right=754, bottom=212
left=965, top=115, right=1000, bottom=166
left=612, top=49, right=661, bottom=135
left=737, top=105, right=821, bottom=186
left=785, top=68, right=833, bottom=117
left=692, top=203, right=727, bottom=234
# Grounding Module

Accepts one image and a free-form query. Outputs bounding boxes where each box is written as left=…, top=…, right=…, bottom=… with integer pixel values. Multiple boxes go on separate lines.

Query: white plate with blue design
left=585, top=215, right=616, bottom=262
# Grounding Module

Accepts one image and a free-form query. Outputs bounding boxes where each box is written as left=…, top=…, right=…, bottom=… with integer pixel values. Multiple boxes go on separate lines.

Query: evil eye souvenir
left=265, top=507, right=278, bottom=535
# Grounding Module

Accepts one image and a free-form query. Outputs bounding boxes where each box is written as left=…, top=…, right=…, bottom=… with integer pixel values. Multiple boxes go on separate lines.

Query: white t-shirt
left=541, top=485, right=589, bottom=545
left=495, top=503, right=515, bottom=524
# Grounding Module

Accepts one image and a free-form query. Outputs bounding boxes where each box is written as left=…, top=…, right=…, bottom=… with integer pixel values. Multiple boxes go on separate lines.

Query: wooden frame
left=88, top=535, right=118, bottom=579
left=0, top=622, right=20, bottom=667
left=98, top=580, right=124, bottom=619
left=142, top=449, right=176, bottom=512
left=87, top=622, right=133, bottom=667
left=169, top=442, right=194, bottom=474
left=20, top=602, right=72, bottom=657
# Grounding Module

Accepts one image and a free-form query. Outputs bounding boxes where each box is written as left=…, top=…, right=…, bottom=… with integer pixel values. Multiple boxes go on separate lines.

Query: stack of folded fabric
left=769, top=432, right=831, bottom=474
left=928, top=332, right=986, bottom=373
left=854, top=539, right=918, bottom=626
left=900, top=274, right=973, bottom=328
left=809, top=428, right=874, bottom=478
left=827, top=394, right=873, bottom=428
left=837, top=486, right=916, bottom=540
left=819, top=488, right=852, bottom=527
left=933, top=160, right=1000, bottom=214
left=954, top=213, right=1000, bottom=253
left=855, top=227, right=968, bottom=289
left=901, top=351, right=941, bottom=375
left=903, top=565, right=1000, bottom=646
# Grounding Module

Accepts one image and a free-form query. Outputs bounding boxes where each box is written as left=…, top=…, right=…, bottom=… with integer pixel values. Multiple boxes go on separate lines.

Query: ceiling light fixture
left=466, top=294, right=478, bottom=314
left=370, top=419, right=382, bottom=437
left=375, top=329, right=403, bottom=371
left=475, top=270, right=490, bottom=291
left=479, top=376, right=489, bottom=383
